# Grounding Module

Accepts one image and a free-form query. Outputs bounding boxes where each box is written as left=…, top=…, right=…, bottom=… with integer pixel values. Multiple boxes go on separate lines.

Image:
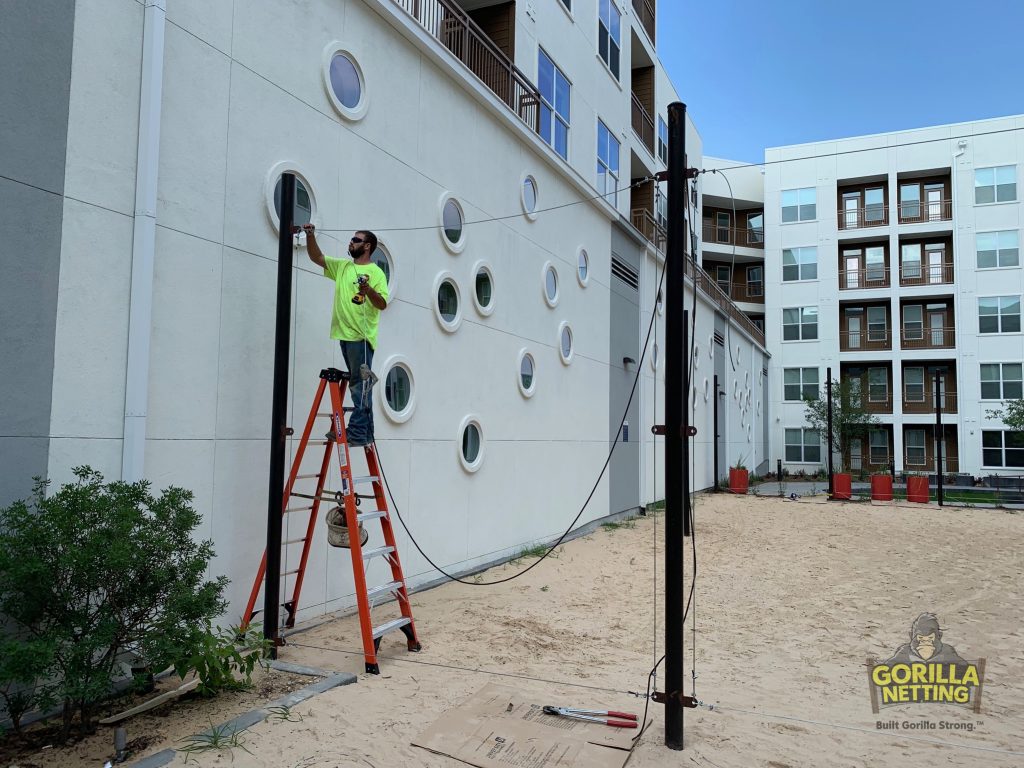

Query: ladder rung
left=291, top=492, right=342, bottom=503
left=281, top=569, right=299, bottom=577
left=284, top=505, right=313, bottom=513
left=367, top=580, right=403, bottom=599
left=372, top=616, right=411, bottom=640
left=295, top=473, right=321, bottom=480
left=282, top=537, right=307, bottom=545
left=318, top=408, right=356, bottom=416
left=362, top=545, right=395, bottom=560
left=357, top=510, right=386, bottom=523
left=352, top=475, right=380, bottom=485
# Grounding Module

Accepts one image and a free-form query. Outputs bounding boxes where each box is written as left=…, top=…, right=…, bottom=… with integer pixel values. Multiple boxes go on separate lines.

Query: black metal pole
left=664, top=100, right=687, bottom=751
left=826, top=367, right=834, bottom=497
left=264, top=173, right=296, bottom=657
left=935, top=374, right=944, bottom=507
left=713, top=374, right=720, bottom=491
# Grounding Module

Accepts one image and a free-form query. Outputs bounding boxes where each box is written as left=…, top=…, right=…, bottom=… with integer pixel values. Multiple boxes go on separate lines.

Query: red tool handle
left=607, top=711, right=638, bottom=721
left=605, top=718, right=638, bottom=728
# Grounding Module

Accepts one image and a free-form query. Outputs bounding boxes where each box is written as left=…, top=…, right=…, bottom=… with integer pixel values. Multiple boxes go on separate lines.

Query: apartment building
left=1, top=0, right=768, bottom=622
left=760, top=116, right=1023, bottom=479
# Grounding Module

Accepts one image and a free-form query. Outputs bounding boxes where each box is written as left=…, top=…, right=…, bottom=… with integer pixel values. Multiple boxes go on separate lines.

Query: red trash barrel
left=870, top=474, right=894, bottom=501
left=832, top=473, right=852, bottom=500
left=907, top=476, right=930, bottom=503
left=729, top=468, right=749, bottom=495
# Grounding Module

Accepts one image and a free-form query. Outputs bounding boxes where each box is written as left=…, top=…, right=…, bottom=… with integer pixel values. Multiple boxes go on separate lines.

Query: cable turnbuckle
left=651, top=691, right=699, bottom=708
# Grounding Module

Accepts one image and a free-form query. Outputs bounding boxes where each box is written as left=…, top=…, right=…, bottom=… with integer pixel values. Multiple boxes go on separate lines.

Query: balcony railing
left=837, top=204, right=888, bottom=230
left=900, top=326, right=955, bottom=349
left=839, top=266, right=890, bottom=290
left=898, top=199, right=952, bottom=225
left=631, top=92, right=655, bottom=155
left=839, top=328, right=892, bottom=352
left=632, top=0, right=656, bottom=42
left=903, top=389, right=958, bottom=414
left=727, top=283, right=765, bottom=304
left=904, top=454, right=960, bottom=474
left=631, top=209, right=666, bottom=252
left=390, top=0, right=541, bottom=134
left=899, top=262, right=954, bottom=286
left=629, top=210, right=765, bottom=346
left=701, top=223, right=765, bottom=249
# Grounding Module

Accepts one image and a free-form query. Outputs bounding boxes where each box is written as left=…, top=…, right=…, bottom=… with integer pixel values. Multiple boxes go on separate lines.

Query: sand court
left=163, top=493, right=1023, bottom=767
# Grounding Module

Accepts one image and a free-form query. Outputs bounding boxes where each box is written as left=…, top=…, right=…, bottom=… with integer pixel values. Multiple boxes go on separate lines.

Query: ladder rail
left=284, top=439, right=333, bottom=627
left=366, top=448, right=419, bottom=627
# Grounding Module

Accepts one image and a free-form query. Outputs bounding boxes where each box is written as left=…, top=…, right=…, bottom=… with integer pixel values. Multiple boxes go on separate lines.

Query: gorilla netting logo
left=867, top=613, right=985, bottom=714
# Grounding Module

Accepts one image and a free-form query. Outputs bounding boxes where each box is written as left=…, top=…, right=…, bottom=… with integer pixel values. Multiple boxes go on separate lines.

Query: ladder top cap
left=321, top=368, right=351, bottom=382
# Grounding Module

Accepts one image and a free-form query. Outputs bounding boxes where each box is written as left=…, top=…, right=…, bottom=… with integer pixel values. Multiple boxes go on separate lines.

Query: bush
left=0, top=467, right=227, bottom=739
left=177, top=624, right=272, bottom=698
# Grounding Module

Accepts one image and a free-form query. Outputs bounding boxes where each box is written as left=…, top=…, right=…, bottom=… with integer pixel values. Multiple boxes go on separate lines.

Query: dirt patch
left=0, top=666, right=319, bottom=767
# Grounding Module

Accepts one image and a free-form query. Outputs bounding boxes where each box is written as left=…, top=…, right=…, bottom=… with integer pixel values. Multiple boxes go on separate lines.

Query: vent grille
left=714, top=331, right=725, bottom=347
left=611, top=257, right=639, bottom=290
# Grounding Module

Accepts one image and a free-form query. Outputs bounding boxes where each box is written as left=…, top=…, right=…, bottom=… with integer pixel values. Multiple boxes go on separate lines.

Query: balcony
left=728, top=283, right=765, bottom=304
left=903, top=387, right=958, bottom=414
left=898, top=199, right=952, bottom=224
left=687, top=261, right=766, bottom=346
left=390, top=0, right=541, bottom=134
left=701, top=222, right=765, bottom=249
left=900, top=326, right=955, bottom=350
left=631, top=208, right=665, bottom=252
left=839, top=265, right=890, bottom=290
left=837, top=204, right=889, bottom=230
left=632, top=0, right=656, bottom=43
left=840, top=328, right=892, bottom=352
left=899, top=260, right=954, bottom=287
left=631, top=92, right=655, bottom=156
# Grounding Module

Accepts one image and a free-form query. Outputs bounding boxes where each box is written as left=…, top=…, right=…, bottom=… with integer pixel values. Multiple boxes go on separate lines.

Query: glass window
left=979, top=296, right=1022, bottom=334
left=905, top=429, right=927, bottom=466
left=781, top=187, right=816, bottom=222
left=982, top=430, right=1024, bottom=468
left=900, top=183, right=921, bottom=220
left=657, top=116, right=668, bottom=164
left=981, top=362, right=1024, bottom=400
left=560, top=324, right=573, bottom=361
left=865, top=246, right=886, bottom=282
left=782, top=246, right=817, bottom=281
left=371, top=244, right=392, bottom=286
left=864, top=187, right=885, bottom=222
left=976, top=165, right=1017, bottom=204
left=747, top=212, right=764, bottom=244
left=901, top=243, right=922, bottom=280
left=597, top=119, right=620, bottom=205
left=783, top=367, right=818, bottom=401
left=442, top=199, right=463, bottom=244
left=462, top=422, right=481, bottom=463
left=538, top=49, right=570, bottom=160
left=523, top=177, right=538, bottom=214
left=746, top=266, right=763, bottom=298
left=903, top=305, right=923, bottom=340
left=977, top=230, right=1020, bottom=268
left=904, top=367, right=924, bottom=402
left=785, top=428, right=821, bottom=462
left=716, top=212, right=730, bottom=243
left=783, top=306, right=818, bottom=341
left=520, top=353, right=534, bottom=390
left=867, top=306, right=887, bottom=342
left=868, top=367, right=888, bottom=402
left=577, top=249, right=589, bottom=284
left=475, top=268, right=492, bottom=309
left=559, top=0, right=571, bottom=10
left=384, top=365, right=411, bottom=413
left=274, top=176, right=313, bottom=226
left=328, top=53, right=362, bottom=109
left=438, top=280, right=459, bottom=322
left=545, top=265, right=558, bottom=302
left=869, top=429, right=889, bottom=464
left=715, top=265, right=731, bottom=293
left=598, top=0, right=621, bottom=78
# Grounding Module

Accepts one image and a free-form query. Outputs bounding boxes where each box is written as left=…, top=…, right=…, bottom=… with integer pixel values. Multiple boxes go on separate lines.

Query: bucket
left=907, top=476, right=930, bottom=503
left=728, top=468, right=749, bottom=495
left=832, top=473, right=852, bottom=500
left=870, top=474, right=894, bottom=501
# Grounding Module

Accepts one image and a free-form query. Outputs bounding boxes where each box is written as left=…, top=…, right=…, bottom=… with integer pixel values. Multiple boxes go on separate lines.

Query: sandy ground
left=154, top=493, right=1023, bottom=767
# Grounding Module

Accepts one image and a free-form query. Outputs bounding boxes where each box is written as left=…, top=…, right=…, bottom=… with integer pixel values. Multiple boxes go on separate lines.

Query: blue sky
left=659, top=0, right=1024, bottom=162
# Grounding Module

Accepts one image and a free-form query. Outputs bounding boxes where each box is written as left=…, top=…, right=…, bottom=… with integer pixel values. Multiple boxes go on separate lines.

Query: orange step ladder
left=242, top=367, right=421, bottom=674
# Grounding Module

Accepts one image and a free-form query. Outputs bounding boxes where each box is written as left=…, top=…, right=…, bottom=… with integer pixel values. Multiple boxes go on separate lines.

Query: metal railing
left=837, top=204, right=889, bottom=230
left=630, top=209, right=765, bottom=345
left=839, top=328, right=892, bottom=352
left=904, top=454, right=960, bottom=473
left=632, top=0, right=656, bottom=42
left=899, top=262, right=954, bottom=286
left=903, top=389, right=959, bottom=414
left=727, top=283, right=765, bottom=303
left=898, top=199, right=952, bottom=224
left=631, top=92, right=655, bottom=155
left=900, top=326, right=955, bottom=349
left=701, top=222, right=765, bottom=249
left=846, top=394, right=894, bottom=414
left=389, top=0, right=541, bottom=134
left=839, top=266, right=890, bottom=290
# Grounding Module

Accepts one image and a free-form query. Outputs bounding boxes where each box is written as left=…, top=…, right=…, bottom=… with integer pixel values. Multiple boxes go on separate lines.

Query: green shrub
left=176, top=624, right=272, bottom=697
left=0, top=467, right=227, bottom=739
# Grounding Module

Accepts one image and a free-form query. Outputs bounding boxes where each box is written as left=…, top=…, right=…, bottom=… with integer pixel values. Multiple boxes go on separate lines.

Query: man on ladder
left=302, top=223, right=388, bottom=546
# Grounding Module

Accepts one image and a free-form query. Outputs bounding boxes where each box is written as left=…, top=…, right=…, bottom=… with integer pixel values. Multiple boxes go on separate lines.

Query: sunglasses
left=350, top=236, right=365, bottom=244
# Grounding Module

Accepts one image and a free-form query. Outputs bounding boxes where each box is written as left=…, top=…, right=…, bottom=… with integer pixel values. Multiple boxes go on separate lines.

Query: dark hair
left=357, top=230, right=378, bottom=255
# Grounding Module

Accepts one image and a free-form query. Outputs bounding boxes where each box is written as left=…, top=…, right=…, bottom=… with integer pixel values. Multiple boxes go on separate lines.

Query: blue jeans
left=340, top=340, right=374, bottom=445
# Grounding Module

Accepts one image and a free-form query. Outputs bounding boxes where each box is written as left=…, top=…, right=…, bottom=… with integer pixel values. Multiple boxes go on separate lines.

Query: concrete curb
left=126, top=672, right=355, bottom=767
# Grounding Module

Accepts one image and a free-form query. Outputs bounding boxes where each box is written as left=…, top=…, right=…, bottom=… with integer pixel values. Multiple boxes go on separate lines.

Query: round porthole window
left=322, top=45, right=368, bottom=121
left=558, top=322, right=574, bottom=364
left=266, top=164, right=316, bottom=233
left=656, top=289, right=664, bottom=316
left=372, top=242, right=395, bottom=298
left=651, top=343, right=659, bottom=370
left=522, top=176, right=538, bottom=218
left=703, top=377, right=710, bottom=401
left=518, top=348, right=536, bottom=397
left=473, top=262, right=495, bottom=316
left=379, top=356, right=415, bottom=424
left=543, top=262, right=559, bottom=307
left=458, top=416, right=484, bottom=473
left=433, top=272, right=462, bottom=332
left=577, top=248, right=590, bottom=287
left=439, top=195, right=465, bottom=252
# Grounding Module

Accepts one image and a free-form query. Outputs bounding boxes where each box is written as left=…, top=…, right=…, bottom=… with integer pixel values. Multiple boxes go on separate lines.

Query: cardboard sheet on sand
left=412, top=683, right=637, bottom=768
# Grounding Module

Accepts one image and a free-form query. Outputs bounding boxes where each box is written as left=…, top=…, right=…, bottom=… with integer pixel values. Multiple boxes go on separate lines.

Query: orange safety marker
left=242, top=367, right=421, bottom=673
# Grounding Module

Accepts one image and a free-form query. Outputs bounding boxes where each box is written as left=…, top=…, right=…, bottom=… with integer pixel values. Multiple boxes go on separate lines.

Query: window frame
left=781, top=187, right=816, bottom=223
left=597, top=0, right=621, bottom=79
left=783, top=367, right=818, bottom=402
left=782, top=246, right=818, bottom=282
left=978, top=295, right=1022, bottom=334
left=782, top=306, right=818, bottom=341
left=980, top=362, right=1024, bottom=401
left=784, top=427, right=821, bottom=463
left=976, top=230, right=1020, bottom=269
left=975, top=164, right=1017, bottom=205
left=537, top=48, right=571, bottom=161
left=597, top=119, right=620, bottom=206
left=905, top=428, right=927, bottom=466
left=982, top=430, right=1024, bottom=468
left=657, top=116, right=668, bottom=164
left=869, top=428, right=890, bottom=465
